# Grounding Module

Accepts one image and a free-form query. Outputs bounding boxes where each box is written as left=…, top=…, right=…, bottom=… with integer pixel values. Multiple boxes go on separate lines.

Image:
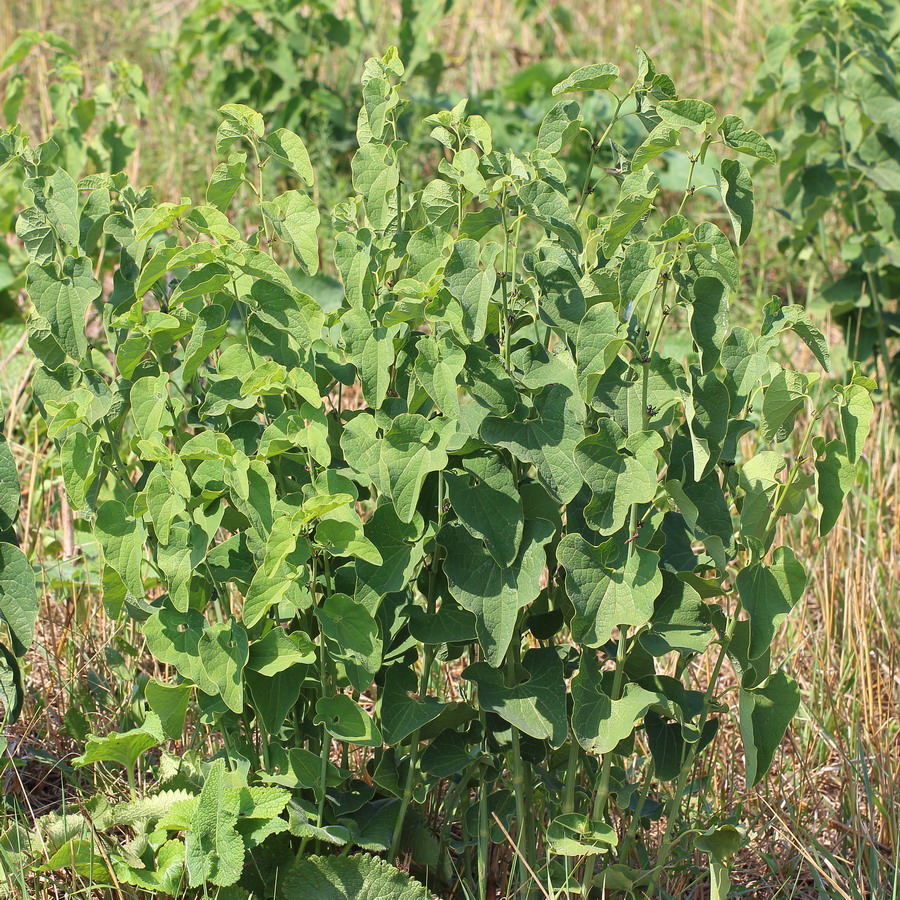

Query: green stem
left=575, top=97, right=624, bottom=223
left=506, top=635, right=536, bottom=896
left=477, top=751, right=490, bottom=900
left=646, top=602, right=741, bottom=895
left=388, top=472, right=445, bottom=860
left=562, top=738, right=580, bottom=815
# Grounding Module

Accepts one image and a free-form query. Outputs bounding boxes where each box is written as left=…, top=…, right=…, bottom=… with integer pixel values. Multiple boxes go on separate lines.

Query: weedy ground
left=0, top=0, right=897, bottom=898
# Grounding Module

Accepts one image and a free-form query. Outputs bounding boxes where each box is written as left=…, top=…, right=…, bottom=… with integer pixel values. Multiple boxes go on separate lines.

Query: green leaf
left=94, top=500, right=146, bottom=597
left=575, top=303, right=625, bottom=402
left=736, top=546, right=806, bottom=660
left=264, top=128, right=314, bottom=185
left=198, top=620, right=249, bottom=713
left=247, top=667, right=305, bottom=735
left=280, top=853, right=435, bottom=899
left=380, top=665, right=448, bottom=745
left=183, top=303, right=228, bottom=380
left=641, top=572, right=715, bottom=657
left=207, top=152, right=247, bottom=211
left=134, top=198, right=191, bottom=241
left=315, top=593, right=382, bottom=690
left=535, top=259, right=586, bottom=339
left=314, top=694, right=382, bottom=747
left=481, top=383, right=584, bottom=504
left=0, top=543, right=36, bottom=658
left=247, top=628, right=315, bottom=676
left=717, top=158, right=753, bottom=246
left=814, top=439, right=853, bottom=536
left=537, top=100, right=583, bottom=154
left=379, top=415, right=453, bottom=523
left=463, top=646, right=567, bottom=747
left=444, top=452, right=523, bottom=566
left=415, top=334, right=465, bottom=417
left=26, top=168, right=80, bottom=245
left=739, top=671, right=799, bottom=786
left=443, top=239, right=498, bottom=343
left=547, top=813, right=617, bottom=855
left=356, top=503, right=424, bottom=596
left=690, top=222, right=738, bottom=292
left=216, top=103, right=264, bottom=153
left=558, top=536, right=662, bottom=648
left=74, top=717, right=162, bottom=769
left=840, top=382, right=873, bottom=463
left=552, top=63, right=619, bottom=95
left=262, top=190, right=320, bottom=275
left=761, top=369, right=807, bottom=443
left=571, top=651, right=663, bottom=754
left=145, top=679, right=193, bottom=740
left=691, top=276, right=729, bottom=373
left=185, top=758, right=244, bottom=887
left=26, top=258, right=101, bottom=360
left=656, top=99, right=716, bottom=132
left=519, top=180, right=583, bottom=252
left=439, top=518, right=554, bottom=666
left=601, top=176, right=658, bottom=256
left=718, top=115, right=776, bottom=163
left=631, top=124, right=679, bottom=170
left=574, top=420, right=660, bottom=536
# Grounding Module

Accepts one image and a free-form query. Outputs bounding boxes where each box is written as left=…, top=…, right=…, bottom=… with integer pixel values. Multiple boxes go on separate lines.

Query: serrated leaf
left=281, top=853, right=435, bottom=899
left=185, top=758, right=244, bottom=887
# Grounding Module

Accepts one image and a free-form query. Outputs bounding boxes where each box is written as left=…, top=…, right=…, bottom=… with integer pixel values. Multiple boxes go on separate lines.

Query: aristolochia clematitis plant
left=0, top=46, right=873, bottom=899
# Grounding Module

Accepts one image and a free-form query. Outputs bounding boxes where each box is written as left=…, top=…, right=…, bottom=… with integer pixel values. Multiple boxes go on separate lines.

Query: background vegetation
left=0, top=0, right=897, bottom=898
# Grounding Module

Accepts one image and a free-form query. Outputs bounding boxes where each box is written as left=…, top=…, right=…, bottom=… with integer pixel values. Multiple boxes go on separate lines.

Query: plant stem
left=562, top=738, right=580, bottom=815
left=388, top=471, right=445, bottom=859
left=506, top=634, right=537, bottom=896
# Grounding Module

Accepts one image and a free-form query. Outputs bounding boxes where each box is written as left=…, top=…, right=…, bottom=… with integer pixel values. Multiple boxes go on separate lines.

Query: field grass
left=0, top=0, right=898, bottom=897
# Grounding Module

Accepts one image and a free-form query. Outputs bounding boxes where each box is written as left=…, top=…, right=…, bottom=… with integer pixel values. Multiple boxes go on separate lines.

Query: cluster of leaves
left=750, top=0, right=900, bottom=390
left=0, top=428, right=36, bottom=738
left=1, top=46, right=874, bottom=899
left=170, top=0, right=450, bottom=161
left=0, top=28, right=148, bottom=311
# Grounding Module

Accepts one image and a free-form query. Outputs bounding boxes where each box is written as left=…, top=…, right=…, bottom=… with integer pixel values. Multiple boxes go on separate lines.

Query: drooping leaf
left=440, top=518, right=554, bottom=666
left=463, top=646, right=567, bottom=747
left=739, top=671, right=800, bottom=787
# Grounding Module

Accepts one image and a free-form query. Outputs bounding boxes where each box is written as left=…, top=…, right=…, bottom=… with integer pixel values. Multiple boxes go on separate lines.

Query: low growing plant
left=1, top=47, right=873, bottom=898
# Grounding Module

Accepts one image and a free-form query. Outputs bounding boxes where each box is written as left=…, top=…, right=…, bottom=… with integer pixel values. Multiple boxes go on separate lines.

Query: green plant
left=170, top=0, right=449, bottom=162
left=0, top=28, right=148, bottom=314
left=750, top=0, right=900, bottom=390
left=3, top=46, right=873, bottom=899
